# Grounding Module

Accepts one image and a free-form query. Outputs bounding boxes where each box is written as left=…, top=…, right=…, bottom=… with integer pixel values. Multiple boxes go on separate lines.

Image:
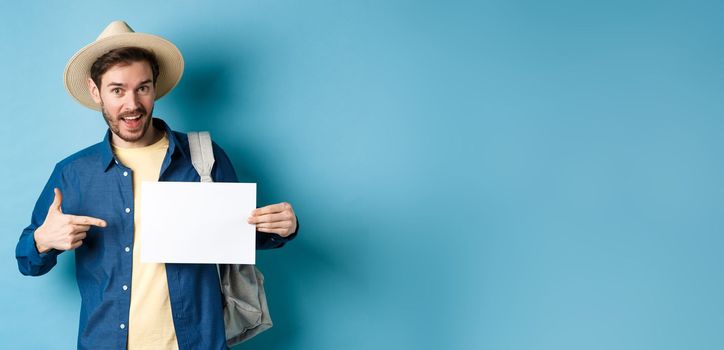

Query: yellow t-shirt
left=113, top=133, right=179, bottom=350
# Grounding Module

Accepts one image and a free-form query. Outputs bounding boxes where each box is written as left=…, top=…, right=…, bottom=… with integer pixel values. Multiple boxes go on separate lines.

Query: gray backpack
left=188, top=131, right=273, bottom=347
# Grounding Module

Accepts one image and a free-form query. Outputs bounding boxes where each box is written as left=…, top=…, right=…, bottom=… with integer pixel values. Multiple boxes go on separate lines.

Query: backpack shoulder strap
left=188, top=131, right=215, bottom=183
left=189, top=131, right=273, bottom=344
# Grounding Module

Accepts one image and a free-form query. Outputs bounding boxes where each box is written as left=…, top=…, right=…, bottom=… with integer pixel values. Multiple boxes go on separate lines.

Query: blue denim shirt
left=15, top=118, right=296, bottom=349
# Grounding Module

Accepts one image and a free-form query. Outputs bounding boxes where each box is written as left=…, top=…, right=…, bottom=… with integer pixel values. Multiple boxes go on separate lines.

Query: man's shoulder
left=168, top=129, right=230, bottom=156
left=54, top=140, right=107, bottom=172
left=169, top=129, right=190, bottom=150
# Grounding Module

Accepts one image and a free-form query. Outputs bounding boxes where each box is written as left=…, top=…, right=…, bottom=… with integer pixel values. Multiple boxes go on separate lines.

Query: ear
left=87, top=77, right=101, bottom=104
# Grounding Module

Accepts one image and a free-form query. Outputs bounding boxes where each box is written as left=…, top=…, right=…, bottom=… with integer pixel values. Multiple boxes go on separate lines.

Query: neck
left=111, top=123, right=163, bottom=148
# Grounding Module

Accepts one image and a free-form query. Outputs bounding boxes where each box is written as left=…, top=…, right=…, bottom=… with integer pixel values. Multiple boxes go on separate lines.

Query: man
left=14, top=21, right=298, bottom=349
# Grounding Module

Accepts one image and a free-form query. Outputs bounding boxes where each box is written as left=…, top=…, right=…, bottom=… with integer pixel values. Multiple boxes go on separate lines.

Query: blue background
left=2, top=1, right=723, bottom=349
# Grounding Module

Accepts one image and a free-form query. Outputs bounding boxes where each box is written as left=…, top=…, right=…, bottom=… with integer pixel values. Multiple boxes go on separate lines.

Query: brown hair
left=90, top=46, right=160, bottom=89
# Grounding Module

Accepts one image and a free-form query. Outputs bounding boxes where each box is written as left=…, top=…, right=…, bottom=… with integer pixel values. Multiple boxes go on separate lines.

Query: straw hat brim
left=64, top=32, right=184, bottom=111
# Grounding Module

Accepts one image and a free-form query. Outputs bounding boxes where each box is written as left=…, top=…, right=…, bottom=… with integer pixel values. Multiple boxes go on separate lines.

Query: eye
left=111, top=88, right=122, bottom=95
left=138, top=85, right=151, bottom=94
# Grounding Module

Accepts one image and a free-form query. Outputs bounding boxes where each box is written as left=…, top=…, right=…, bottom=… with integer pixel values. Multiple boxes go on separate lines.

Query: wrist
left=33, top=227, right=50, bottom=254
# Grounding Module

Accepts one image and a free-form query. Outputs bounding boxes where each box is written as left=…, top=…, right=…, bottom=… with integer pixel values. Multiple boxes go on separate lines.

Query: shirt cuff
left=18, top=231, right=57, bottom=266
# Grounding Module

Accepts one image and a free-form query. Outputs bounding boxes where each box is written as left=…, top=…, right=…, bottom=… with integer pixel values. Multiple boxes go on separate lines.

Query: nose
left=122, top=90, right=141, bottom=112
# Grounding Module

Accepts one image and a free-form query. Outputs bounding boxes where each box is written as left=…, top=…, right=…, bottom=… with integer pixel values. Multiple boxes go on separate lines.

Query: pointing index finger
left=67, top=214, right=107, bottom=228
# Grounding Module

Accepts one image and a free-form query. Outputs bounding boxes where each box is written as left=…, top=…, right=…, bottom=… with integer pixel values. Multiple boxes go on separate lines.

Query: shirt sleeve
left=210, top=142, right=299, bottom=250
left=256, top=219, right=299, bottom=250
left=15, top=164, right=64, bottom=276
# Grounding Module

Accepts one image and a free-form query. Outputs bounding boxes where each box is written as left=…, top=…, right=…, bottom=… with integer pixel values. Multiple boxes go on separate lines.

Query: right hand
left=34, top=188, right=107, bottom=254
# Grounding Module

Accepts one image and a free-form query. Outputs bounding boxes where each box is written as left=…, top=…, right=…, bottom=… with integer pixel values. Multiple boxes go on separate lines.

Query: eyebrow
left=105, top=79, right=153, bottom=88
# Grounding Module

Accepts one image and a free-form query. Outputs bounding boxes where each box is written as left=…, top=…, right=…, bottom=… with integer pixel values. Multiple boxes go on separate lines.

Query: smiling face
left=87, top=60, right=158, bottom=148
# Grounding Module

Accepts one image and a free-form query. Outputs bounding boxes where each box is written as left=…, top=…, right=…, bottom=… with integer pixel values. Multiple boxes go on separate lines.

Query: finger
left=71, top=224, right=91, bottom=233
left=252, top=202, right=291, bottom=216
left=71, top=232, right=87, bottom=243
left=68, top=215, right=107, bottom=228
left=249, top=212, right=292, bottom=224
left=256, top=220, right=293, bottom=229
left=69, top=240, right=83, bottom=250
left=256, top=227, right=289, bottom=236
left=50, top=188, right=63, bottom=213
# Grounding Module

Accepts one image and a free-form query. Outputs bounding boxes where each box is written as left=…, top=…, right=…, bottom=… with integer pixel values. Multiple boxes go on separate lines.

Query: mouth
left=121, top=114, right=144, bottom=129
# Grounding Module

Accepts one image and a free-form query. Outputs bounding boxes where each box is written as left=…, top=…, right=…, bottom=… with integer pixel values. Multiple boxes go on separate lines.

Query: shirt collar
left=100, top=117, right=189, bottom=172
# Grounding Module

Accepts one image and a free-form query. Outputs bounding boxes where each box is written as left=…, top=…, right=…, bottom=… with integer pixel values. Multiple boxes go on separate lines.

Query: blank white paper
left=139, top=181, right=256, bottom=264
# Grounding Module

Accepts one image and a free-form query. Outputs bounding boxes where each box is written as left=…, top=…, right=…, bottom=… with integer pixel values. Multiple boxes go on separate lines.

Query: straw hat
left=64, top=20, right=184, bottom=110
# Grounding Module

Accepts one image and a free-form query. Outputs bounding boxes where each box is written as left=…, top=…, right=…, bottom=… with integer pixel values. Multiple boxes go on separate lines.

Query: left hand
left=248, top=202, right=297, bottom=237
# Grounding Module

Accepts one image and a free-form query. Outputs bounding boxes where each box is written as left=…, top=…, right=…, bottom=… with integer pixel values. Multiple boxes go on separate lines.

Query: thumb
left=50, top=188, right=63, bottom=214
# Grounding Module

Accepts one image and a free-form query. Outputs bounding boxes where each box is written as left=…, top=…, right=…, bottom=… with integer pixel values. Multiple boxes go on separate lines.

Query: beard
left=101, top=101, right=154, bottom=143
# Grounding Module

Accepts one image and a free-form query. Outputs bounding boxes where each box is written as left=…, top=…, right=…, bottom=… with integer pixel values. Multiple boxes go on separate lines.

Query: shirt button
left=123, top=171, right=128, bottom=177
left=122, top=285, right=128, bottom=291
left=125, top=208, right=131, bottom=214
left=120, top=323, right=126, bottom=330
left=125, top=246, right=131, bottom=253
